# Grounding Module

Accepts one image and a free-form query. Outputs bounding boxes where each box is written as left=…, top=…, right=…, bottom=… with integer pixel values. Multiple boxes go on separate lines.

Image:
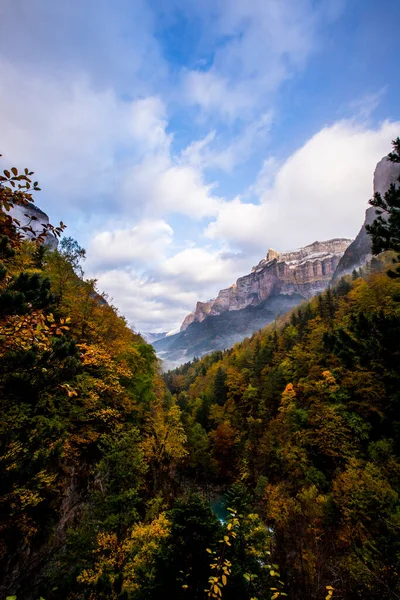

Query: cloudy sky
left=1, top=0, right=400, bottom=332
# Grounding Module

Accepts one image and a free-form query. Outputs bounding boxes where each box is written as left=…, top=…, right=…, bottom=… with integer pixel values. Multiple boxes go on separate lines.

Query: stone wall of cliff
left=8, top=202, right=58, bottom=249
left=181, top=238, right=351, bottom=331
left=334, top=156, right=400, bottom=279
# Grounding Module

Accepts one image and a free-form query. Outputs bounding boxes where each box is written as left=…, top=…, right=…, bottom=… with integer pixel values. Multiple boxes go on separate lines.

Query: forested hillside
left=165, top=257, right=400, bottom=599
left=1, top=143, right=400, bottom=600
left=0, top=163, right=188, bottom=598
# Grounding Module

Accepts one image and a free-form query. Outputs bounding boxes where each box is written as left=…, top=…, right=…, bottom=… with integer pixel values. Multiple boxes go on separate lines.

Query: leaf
left=222, top=575, right=227, bottom=586
left=206, top=548, right=212, bottom=554
left=11, top=167, right=18, bottom=176
left=4, top=169, right=10, bottom=178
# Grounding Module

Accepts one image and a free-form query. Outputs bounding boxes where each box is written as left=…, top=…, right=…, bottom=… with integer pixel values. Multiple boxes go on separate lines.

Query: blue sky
left=1, top=0, right=400, bottom=331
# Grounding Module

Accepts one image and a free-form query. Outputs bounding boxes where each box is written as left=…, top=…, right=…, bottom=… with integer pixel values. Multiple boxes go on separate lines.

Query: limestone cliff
left=181, top=238, right=351, bottom=331
left=8, top=201, right=58, bottom=249
left=334, top=156, right=400, bottom=278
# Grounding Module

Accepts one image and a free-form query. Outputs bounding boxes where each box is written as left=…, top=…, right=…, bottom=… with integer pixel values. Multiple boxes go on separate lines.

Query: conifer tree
left=366, top=137, right=400, bottom=276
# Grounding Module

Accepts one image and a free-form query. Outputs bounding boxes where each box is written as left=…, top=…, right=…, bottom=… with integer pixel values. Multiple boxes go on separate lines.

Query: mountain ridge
left=180, top=238, right=351, bottom=332
left=154, top=237, right=351, bottom=368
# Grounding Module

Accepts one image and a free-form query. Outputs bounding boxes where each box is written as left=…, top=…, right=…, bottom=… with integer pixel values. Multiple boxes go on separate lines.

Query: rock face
left=334, top=156, right=400, bottom=279
left=8, top=202, right=58, bottom=249
left=181, top=238, right=351, bottom=331
left=154, top=238, right=351, bottom=369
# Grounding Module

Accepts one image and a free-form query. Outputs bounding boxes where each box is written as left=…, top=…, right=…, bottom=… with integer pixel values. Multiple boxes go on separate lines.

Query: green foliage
left=166, top=263, right=400, bottom=599
left=367, top=137, right=400, bottom=277
left=3, top=146, right=400, bottom=600
left=0, top=156, right=170, bottom=599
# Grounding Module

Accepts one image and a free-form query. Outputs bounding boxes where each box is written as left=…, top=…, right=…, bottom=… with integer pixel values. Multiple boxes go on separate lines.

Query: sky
left=1, top=0, right=400, bottom=333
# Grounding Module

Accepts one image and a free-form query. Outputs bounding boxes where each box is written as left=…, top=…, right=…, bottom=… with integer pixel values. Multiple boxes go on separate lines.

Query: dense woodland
left=1, top=143, right=400, bottom=600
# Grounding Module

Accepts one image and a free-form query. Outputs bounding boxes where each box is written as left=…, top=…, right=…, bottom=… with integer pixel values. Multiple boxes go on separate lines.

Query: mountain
left=154, top=238, right=351, bottom=368
left=334, top=156, right=400, bottom=279
left=140, top=331, right=168, bottom=343
left=9, top=201, right=58, bottom=249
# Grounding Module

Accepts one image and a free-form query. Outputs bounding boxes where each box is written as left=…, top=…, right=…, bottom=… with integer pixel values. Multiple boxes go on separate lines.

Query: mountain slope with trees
left=1, top=139, right=400, bottom=600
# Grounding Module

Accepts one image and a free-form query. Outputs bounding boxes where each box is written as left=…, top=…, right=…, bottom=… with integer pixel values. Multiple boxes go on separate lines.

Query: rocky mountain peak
left=265, top=248, right=280, bottom=262
left=180, top=237, right=351, bottom=332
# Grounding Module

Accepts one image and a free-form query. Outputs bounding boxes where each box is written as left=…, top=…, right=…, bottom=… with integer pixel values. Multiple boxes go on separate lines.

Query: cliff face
left=334, top=156, right=400, bottom=278
left=181, top=238, right=351, bottom=331
left=8, top=202, right=58, bottom=249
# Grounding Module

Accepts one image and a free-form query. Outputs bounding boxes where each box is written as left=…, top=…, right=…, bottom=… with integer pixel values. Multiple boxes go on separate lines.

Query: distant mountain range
left=153, top=238, right=351, bottom=369
left=150, top=155, right=400, bottom=370
left=140, top=331, right=168, bottom=344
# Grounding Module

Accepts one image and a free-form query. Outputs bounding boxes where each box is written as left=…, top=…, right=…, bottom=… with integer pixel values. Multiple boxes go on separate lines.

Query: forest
left=1, top=142, right=400, bottom=600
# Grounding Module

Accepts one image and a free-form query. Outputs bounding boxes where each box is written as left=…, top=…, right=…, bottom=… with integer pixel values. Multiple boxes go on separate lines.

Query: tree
left=214, top=367, right=228, bottom=405
left=0, top=156, right=65, bottom=250
left=59, top=236, right=86, bottom=276
left=366, top=137, right=400, bottom=277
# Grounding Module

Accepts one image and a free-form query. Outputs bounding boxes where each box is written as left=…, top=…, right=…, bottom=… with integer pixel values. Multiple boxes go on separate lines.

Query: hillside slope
left=164, top=256, right=400, bottom=599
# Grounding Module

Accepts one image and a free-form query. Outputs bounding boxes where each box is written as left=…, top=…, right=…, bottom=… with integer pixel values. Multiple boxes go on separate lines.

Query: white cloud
left=163, top=246, right=249, bottom=286
left=87, top=219, right=173, bottom=269
left=127, top=96, right=172, bottom=154
left=121, top=99, right=224, bottom=219
left=0, top=56, right=224, bottom=224
left=182, top=0, right=341, bottom=119
left=181, top=112, right=273, bottom=172
left=93, top=269, right=195, bottom=332
left=206, top=120, right=400, bottom=252
left=92, top=244, right=253, bottom=332
left=122, top=159, right=222, bottom=219
left=0, top=58, right=132, bottom=216
left=185, top=70, right=254, bottom=120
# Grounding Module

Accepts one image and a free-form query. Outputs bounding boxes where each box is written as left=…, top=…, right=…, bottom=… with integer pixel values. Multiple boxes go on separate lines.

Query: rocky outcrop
left=334, top=156, right=400, bottom=279
left=8, top=201, right=58, bottom=249
left=181, top=238, right=351, bottom=331
left=153, top=238, right=351, bottom=368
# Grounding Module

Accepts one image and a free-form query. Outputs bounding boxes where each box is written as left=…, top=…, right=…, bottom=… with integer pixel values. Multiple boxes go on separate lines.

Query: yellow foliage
left=278, top=383, right=296, bottom=413
left=141, top=401, right=188, bottom=466
left=122, top=513, right=171, bottom=593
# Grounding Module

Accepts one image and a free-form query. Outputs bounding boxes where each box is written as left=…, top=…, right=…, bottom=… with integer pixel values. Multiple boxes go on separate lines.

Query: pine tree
left=213, top=366, right=228, bottom=405
left=366, top=137, right=400, bottom=277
